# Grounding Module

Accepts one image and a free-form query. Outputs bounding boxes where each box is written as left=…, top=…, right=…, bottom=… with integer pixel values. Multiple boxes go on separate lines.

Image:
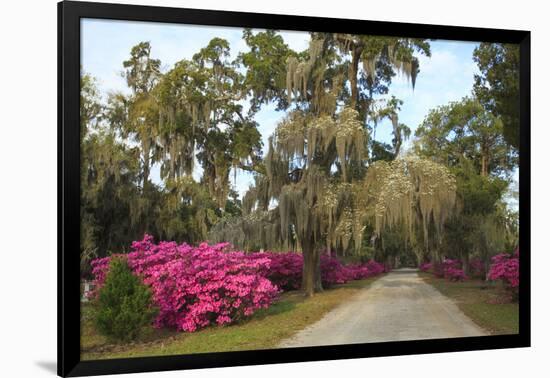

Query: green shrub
left=94, top=257, right=157, bottom=341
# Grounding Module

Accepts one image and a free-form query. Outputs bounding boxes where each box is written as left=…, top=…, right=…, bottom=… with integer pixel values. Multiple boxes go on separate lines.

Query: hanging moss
left=364, top=157, right=457, bottom=252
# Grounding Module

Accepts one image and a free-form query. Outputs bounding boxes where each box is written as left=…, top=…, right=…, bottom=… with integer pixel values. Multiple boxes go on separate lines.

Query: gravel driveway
left=279, top=268, right=486, bottom=347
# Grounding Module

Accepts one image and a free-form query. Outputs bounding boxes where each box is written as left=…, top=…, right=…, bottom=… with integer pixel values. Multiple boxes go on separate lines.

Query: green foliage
left=415, top=104, right=517, bottom=268
left=415, top=97, right=517, bottom=177
left=80, top=130, right=141, bottom=269
left=80, top=71, right=103, bottom=137
left=473, top=43, right=520, bottom=149
left=95, top=257, right=158, bottom=342
left=452, top=160, right=508, bottom=215
left=123, top=41, right=161, bottom=94
left=238, top=29, right=297, bottom=111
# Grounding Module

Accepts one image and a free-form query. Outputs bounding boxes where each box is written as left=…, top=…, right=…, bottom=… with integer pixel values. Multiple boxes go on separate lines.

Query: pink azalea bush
left=421, top=258, right=466, bottom=281
left=91, top=236, right=279, bottom=332
left=419, top=262, right=433, bottom=272
left=341, top=263, right=370, bottom=280
left=245, top=252, right=303, bottom=290
left=90, top=235, right=387, bottom=333
left=320, top=254, right=350, bottom=286
left=488, top=248, right=519, bottom=298
left=347, top=260, right=386, bottom=279
left=468, top=257, right=486, bottom=279
left=243, top=252, right=385, bottom=289
left=444, top=266, right=467, bottom=281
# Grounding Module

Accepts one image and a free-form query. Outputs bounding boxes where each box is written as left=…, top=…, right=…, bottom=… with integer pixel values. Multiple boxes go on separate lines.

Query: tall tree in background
left=191, top=38, right=263, bottom=208
left=120, top=41, right=162, bottom=192
left=473, top=43, right=520, bottom=150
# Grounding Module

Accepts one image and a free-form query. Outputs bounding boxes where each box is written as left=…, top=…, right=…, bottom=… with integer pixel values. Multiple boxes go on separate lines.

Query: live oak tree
left=211, top=34, right=456, bottom=296
left=329, top=35, right=428, bottom=159
left=364, top=157, right=457, bottom=265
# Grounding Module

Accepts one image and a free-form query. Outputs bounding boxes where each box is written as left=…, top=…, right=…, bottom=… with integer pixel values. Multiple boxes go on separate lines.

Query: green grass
left=81, top=277, right=380, bottom=360
left=419, top=273, right=519, bottom=335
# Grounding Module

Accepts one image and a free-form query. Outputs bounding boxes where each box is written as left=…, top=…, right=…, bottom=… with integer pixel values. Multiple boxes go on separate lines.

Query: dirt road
left=279, top=268, right=486, bottom=347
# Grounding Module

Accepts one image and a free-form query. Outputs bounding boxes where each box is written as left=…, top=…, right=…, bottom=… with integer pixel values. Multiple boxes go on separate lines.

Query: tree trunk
left=314, top=252, right=323, bottom=292
left=169, top=149, right=176, bottom=181
left=483, top=256, right=490, bottom=281
left=431, top=248, right=441, bottom=264
left=480, top=143, right=490, bottom=177
left=349, top=46, right=362, bottom=110
left=385, top=256, right=392, bottom=270
left=302, top=237, right=322, bottom=297
left=142, top=141, right=151, bottom=190
left=480, top=154, right=488, bottom=177
left=462, top=252, right=470, bottom=275
left=143, top=163, right=150, bottom=190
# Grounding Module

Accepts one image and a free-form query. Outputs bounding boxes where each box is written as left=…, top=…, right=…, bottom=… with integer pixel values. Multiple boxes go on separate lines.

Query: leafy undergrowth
left=419, top=273, right=518, bottom=335
left=81, top=277, right=379, bottom=360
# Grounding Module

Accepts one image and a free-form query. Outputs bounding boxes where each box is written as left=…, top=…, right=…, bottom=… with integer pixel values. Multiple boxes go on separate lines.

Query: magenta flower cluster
left=90, top=235, right=386, bottom=333
left=247, top=252, right=386, bottom=289
left=341, top=260, right=386, bottom=281
left=468, top=257, right=486, bottom=279
left=487, top=248, right=519, bottom=291
left=244, top=252, right=303, bottom=290
left=419, top=262, right=433, bottom=272
left=442, top=263, right=467, bottom=281
left=91, top=236, right=279, bottom=332
left=420, top=259, right=466, bottom=281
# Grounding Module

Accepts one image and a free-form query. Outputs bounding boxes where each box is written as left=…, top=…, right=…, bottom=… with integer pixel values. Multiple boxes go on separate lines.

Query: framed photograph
left=58, top=1, right=530, bottom=376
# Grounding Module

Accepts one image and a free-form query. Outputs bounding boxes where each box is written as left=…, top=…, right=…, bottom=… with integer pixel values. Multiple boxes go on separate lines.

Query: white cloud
left=279, top=30, right=310, bottom=52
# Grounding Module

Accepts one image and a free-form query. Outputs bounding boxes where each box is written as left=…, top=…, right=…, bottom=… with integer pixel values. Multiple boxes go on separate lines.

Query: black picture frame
left=58, top=1, right=531, bottom=376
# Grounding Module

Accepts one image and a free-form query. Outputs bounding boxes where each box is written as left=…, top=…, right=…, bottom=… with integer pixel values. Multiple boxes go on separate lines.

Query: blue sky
left=81, top=18, right=483, bottom=199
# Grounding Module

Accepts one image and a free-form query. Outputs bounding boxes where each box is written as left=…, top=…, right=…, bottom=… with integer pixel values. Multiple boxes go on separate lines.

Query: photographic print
left=63, top=4, right=528, bottom=373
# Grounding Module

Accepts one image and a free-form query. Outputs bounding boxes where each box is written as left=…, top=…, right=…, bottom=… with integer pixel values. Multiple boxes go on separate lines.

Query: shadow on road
left=388, top=268, right=419, bottom=275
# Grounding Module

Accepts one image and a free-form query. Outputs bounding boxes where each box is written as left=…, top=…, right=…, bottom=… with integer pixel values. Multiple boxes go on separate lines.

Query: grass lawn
left=419, top=273, right=519, bottom=335
left=81, top=276, right=380, bottom=360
